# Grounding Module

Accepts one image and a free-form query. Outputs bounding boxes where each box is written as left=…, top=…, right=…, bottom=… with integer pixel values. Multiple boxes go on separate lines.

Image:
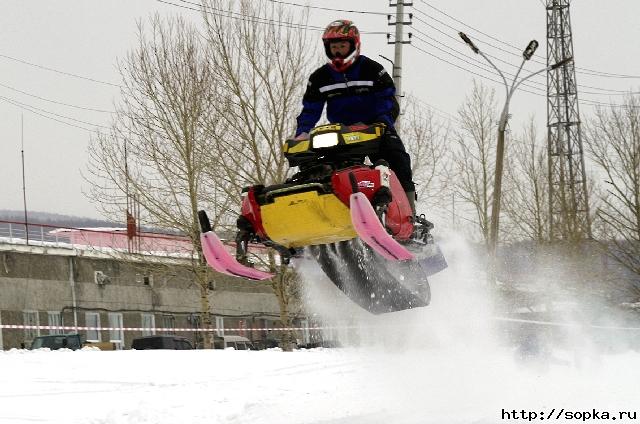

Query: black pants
left=370, top=129, right=415, bottom=193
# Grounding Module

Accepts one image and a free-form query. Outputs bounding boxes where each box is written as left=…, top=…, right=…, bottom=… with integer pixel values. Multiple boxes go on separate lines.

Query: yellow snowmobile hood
left=260, top=190, right=357, bottom=248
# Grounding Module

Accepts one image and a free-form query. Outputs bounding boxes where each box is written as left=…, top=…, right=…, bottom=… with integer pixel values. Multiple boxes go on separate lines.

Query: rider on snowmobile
left=294, top=19, right=416, bottom=214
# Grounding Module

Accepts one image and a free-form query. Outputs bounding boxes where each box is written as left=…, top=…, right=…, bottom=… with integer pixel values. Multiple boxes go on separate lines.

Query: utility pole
left=21, top=114, right=29, bottom=245
left=387, top=1, right=412, bottom=130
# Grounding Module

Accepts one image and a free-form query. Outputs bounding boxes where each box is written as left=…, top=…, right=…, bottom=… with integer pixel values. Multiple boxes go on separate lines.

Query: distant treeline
left=0, top=210, right=118, bottom=229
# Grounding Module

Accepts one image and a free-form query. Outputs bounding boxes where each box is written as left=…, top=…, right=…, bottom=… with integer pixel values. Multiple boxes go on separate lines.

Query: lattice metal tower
left=546, top=0, right=591, bottom=241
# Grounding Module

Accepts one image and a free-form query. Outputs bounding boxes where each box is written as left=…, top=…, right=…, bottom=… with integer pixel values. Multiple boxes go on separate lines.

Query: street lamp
left=459, top=31, right=572, bottom=283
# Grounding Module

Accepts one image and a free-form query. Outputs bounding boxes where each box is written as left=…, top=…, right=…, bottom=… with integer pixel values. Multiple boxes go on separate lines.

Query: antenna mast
left=546, top=0, right=591, bottom=241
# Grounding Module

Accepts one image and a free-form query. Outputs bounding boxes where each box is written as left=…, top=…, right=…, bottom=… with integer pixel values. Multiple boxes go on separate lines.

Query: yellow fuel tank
left=260, top=190, right=357, bottom=248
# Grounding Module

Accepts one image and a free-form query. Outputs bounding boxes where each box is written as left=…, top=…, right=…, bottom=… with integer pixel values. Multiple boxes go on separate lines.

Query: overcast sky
left=1, top=0, right=639, bottom=220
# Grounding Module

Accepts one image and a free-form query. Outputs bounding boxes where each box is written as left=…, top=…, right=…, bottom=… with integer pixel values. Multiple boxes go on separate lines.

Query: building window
left=108, top=313, right=124, bottom=349
left=188, top=313, right=200, bottom=330
left=238, top=319, right=246, bottom=336
left=137, top=273, right=154, bottom=287
left=161, top=315, right=176, bottom=335
left=85, top=312, right=101, bottom=342
left=215, top=316, right=224, bottom=336
left=47, top=312, right=63, bottom=335
left=23, top=310, right=40, bottom=341
left=141, top=313, right=155, bottom=336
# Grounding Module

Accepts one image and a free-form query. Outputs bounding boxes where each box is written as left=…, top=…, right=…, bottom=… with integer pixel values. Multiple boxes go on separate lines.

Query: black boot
left=405, top=191, right=416, bottom=218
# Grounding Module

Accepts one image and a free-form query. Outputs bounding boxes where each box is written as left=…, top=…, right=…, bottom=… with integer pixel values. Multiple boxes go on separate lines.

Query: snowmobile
left=198, top=123, right=447, bottom=314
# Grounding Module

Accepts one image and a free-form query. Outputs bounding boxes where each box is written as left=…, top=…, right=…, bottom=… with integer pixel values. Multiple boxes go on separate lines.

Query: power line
left=411, top=30, right=545, bottom=92
left=167, top=0, right=322, bottom=30
left=263, top=0, right=388, bottom=16
left=0, top=81, right=115, bottom=113
left=0, top=53, right=121, bottom=87
left=411, top=11, right=640, bottom=103
left=409, top=39, right=640, bottom=110
left=412, top=13, right=549, bottom=83
left=0, top=94, right=110, bottom=130
left=413, top=6, right=523, bottom=61
left=0, top=96, right=101, bottom=133
left=417, top=0, right=640, bottom=79
left=410, top=17, right=639, bottom=98
left=161, top=0, right=387, bottom=34
left=416, top=1, right=546, bottom=64
left=157, top=0, right=318, bottom=31
left=409, top=40, right=540, bottom=97
left=411, top=10, right=554, bottom=94
left=413, top=7, right=634, bottom=96
left=411, top=95, right=463, bottom=125
left=411, top=35, right=547, bottom=97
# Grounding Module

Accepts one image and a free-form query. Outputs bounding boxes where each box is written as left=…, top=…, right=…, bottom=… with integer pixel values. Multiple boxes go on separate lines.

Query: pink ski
left=200, top=231, right=274, bottom=280
left=349, top=192, right=414, bottom=261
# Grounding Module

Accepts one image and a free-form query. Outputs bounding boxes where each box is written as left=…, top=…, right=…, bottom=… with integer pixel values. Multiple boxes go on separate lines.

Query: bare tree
left=401, top=95, right=453, bottom=215
left=271, top=265, right=303, bottom=350
left=86, top=15, right=224, bottom=348
left=583, top=94, right=640, bottom=282
left=502, top=116, right=549, bottom=242
left=200, top=0, right=316, bottom=350
left=201, top=0, right=314, bottom=193
left=453, top=80, right=498, bottom=246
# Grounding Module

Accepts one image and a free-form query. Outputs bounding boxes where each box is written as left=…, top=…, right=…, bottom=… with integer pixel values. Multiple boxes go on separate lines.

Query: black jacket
left=295, top=55, right=399, bottom=136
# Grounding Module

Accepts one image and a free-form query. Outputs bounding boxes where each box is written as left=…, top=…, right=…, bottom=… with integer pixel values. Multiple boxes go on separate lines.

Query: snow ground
left=1, top=234, right=639, bottom=424
left=2, top=346, right=639, bottom=424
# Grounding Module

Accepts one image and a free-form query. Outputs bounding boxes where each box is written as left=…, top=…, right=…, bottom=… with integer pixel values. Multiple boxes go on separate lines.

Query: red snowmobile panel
left=241, top=187, right=267, bottom=239
left=331, top=166, right=381, bottom=205
left=384, top=172, right=414, bottom=240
